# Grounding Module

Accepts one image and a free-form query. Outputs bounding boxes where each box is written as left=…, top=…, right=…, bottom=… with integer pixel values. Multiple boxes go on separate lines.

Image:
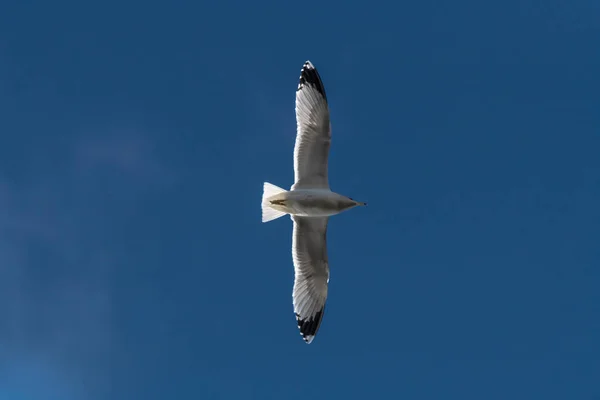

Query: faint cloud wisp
left=0, top=130, right=176, bottom=400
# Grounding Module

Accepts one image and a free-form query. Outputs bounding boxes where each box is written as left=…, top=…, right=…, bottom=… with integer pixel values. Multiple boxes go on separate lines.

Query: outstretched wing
left=291, top=215, right=330, bottom=344
left=292, top=61, right=331, bottom=190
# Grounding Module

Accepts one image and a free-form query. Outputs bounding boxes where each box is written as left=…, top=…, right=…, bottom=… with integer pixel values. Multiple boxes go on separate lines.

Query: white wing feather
left=292, top=61, right=331, bottom=190
left=291, top=215, right=329, bottom=344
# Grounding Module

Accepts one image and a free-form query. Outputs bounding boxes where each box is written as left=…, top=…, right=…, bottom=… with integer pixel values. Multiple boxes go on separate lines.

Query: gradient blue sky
left=1, top=1, right=599, bottom=399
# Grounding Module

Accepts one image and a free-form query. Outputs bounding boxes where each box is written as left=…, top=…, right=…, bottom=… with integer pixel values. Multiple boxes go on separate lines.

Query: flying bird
left=261, top=61, right=367, bottom=344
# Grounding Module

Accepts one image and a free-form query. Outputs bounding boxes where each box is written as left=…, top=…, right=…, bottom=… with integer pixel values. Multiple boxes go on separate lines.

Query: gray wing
left=291, top=216, right=330, bottom=344
left=292, top=61, right=331, bottom=190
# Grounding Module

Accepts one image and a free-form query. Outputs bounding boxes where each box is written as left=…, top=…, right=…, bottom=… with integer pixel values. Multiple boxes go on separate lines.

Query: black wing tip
left=297, top=60, right=327, bottom=100
left=295, top=309, right=325, bottom=344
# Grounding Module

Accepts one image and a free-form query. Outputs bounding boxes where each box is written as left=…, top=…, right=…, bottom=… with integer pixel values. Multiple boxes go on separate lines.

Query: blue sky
left=1, top=0, right=599, bottom=399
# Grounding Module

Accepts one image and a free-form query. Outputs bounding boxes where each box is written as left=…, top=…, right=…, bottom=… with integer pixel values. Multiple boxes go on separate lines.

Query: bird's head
left=348, top=197, right=367, bottom=207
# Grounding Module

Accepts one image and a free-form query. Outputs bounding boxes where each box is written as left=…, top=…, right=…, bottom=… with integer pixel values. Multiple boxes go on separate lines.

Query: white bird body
left=261, top=61, right=366, bottom=344
left=264, top=186, right=363, bottom=218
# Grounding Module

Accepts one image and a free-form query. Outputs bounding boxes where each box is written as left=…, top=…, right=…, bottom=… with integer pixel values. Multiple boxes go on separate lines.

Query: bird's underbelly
left=270, top=192, right=341, bottom=217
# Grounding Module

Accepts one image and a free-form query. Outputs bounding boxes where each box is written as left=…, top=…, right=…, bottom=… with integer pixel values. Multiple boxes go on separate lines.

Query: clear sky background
left=1, top=1, right=599, bottom=399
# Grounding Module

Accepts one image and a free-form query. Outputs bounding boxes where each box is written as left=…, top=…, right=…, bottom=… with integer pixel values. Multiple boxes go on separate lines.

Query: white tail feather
left=262, top=182, right=287, bottom=223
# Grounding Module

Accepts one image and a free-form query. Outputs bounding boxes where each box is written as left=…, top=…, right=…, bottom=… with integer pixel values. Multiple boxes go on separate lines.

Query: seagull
left=261, top=61, right=366, bottom=344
